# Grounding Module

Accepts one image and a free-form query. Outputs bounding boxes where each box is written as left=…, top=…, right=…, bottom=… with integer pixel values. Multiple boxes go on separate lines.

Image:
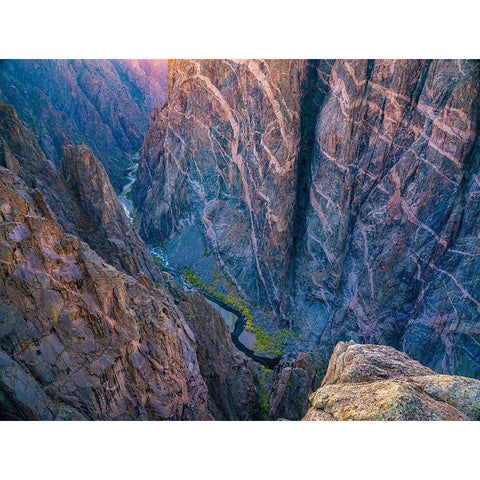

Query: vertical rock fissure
left=286, top=60, right=327, bottom=327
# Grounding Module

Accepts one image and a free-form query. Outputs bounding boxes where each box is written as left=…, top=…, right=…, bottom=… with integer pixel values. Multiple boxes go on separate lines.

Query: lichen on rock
left=303, top=342, right=480, bottom=421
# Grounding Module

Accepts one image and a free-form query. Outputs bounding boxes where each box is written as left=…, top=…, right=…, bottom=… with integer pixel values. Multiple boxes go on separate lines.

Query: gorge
left=135, top=60, right=480, bottom=380
left=118, top=162, right=280, bottom=369
left=1, top=59, right=479, bottom=421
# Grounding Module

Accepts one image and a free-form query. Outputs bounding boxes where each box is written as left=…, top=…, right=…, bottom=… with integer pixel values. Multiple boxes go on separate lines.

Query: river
left=118, top=156, right=139, bottom=222
left=117, top=158, right=280, bottom=369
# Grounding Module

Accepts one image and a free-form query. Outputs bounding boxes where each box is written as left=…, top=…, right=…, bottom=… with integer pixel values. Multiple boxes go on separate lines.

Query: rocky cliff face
left=268, top=352, right=316, bottom=420
left=2, top=59, right=480, bottom=420
left=0, top=167, right=211, bottom=419
left=303, top=341, right=480, bottom=420
left=0, top=101, right=259, bottom=420
left=295, top=60, right=480, bottom=380
left=60, top=144, right=163, bottom=284
left=136, top=59, right=480, bottom=379
left=0, top=102, right=160, bottom=284
left=136, top=60, right=310, bottom=317
left=0, top=59, right=167, bottom=188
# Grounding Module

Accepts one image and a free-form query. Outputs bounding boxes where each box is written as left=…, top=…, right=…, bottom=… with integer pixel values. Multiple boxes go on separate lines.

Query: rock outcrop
left=0, top=101, right=161, bottom=284
left=175, top=288, right=260, bottom=420
left=268, top=352, right=316, bottom=420
left=0, top=59, right=167, bottom=188
left=135, top=59, right=480, bottom=379
left=60, top=144, right=162, bottom=283
left=303, top=341, right=480, bottom=421
left=0, top=167, right=211, bottom=420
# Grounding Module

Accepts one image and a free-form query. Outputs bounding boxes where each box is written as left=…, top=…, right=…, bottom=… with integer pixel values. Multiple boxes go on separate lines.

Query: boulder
left=303, top=342, right=480, bottom=421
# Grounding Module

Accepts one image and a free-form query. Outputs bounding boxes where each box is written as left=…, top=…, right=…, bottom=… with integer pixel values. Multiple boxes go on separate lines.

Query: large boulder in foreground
left=303, top=341, right=480, bottom=421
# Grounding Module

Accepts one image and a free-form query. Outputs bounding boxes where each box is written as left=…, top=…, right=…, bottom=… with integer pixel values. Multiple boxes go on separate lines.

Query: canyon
left=0, top=59, right=479, bottom=420
left=0, top=60, right=167, bottom=189
left=0, top=100, right=260, bottom=419
left=136, top=59, right=480, bottom=380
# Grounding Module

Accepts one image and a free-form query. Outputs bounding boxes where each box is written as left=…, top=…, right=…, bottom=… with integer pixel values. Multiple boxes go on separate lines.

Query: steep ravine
left=117, top=161, right=280, bottom=369
left=3, top=59, right=480, bottom=421
left=0, top=101, right=262, bottom=420
left=286, top=59, right=330, bottom=328
left=0, top=60, right=167, bottom=189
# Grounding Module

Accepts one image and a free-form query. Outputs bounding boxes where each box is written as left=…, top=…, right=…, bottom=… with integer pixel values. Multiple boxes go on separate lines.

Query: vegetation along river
left=117, top=157, right=280, bottom=369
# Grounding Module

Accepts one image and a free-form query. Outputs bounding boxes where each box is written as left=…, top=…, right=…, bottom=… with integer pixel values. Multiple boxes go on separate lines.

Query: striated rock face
left=0, top=59, right=167, bottom=188
left=175, top=289, right=260, bottom=420
left=136, top=59, right=480, bottom=379
left=268, top=352, right=316, bottom=420
left=303, top=342, right=480, bottom=421
left=294, top=60, right=480, bottom=380
left=136, top=60, right=310, bottom=317
left=0, top=167, right=211, bottom=420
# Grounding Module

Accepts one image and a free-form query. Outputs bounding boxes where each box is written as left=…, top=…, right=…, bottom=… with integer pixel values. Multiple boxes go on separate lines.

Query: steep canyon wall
left=136, top=59, right=480, bottom=378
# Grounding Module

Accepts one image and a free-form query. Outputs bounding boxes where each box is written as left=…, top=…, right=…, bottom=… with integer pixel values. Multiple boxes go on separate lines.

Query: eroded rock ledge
left=303, top=341, right=480, bottom=421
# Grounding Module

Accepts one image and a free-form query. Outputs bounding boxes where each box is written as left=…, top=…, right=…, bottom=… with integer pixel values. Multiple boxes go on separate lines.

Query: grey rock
left=268, top=352, right=315, bottom=420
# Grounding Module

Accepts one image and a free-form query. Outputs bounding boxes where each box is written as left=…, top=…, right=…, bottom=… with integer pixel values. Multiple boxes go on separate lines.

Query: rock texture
left=136, top=59, right=480, bottom=379
left=175, top=288, right=260, bottom=420
left=60, top=144, right=162, bottom=284
left=0, top=102, right=161, bottom=284
left=0, top=102, right=260, bottom=420
left=0, top=167, right=210, bottom=420
left=295, top=60, right=480, bottom=380
left=320, top=340, right=434, bottom=386
left=303, top=341, right=480, bottom=421
left=0, top=59, right=167, bottom=188
left=136, top=60, right=308, bottom=317
left=268, top=352, right=316, bottom=420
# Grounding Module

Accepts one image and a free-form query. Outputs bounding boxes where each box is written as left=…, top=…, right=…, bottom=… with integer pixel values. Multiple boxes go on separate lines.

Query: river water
left=117, top=158, right=279, bottom=369
left=118, top=157, right=139, bottom=222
